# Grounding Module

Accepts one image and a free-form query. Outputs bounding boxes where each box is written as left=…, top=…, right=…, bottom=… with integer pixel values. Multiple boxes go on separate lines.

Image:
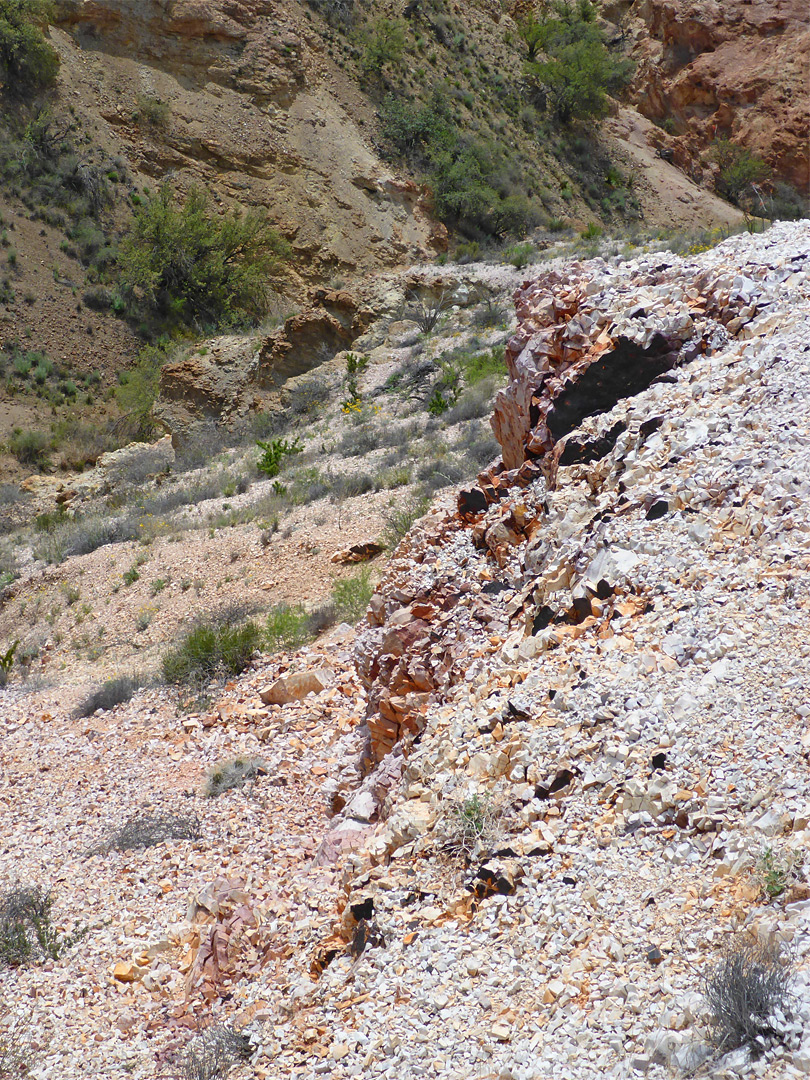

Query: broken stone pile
left=291, top=221, right=810, bottom=1079
left=3, top=222, right=810, bottom=1080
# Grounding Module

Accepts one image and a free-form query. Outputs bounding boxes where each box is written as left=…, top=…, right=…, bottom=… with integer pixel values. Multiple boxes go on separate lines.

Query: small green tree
left=114, top=348, right=163, bottom=440
left=118, top=185, right=290, bottom=332
left=710, top=138, right=770, bottom=209
left=380, top=91, right=456, bottom=159
left=361, top=17, right=406, bottom=76
left=524, top=0, right=633, bottom=125
left=517, top=15, right=547, bottom=61
left=0, top=0, right=59, bottom=95
left=256, top=435, right=303, bottom=477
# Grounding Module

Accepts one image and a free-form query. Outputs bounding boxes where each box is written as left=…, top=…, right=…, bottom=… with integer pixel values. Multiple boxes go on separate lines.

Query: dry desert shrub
left=74, top=674, right=142, bottom=718
left=703, top=936, right=794, bottom=1052
left=183, top=1025, right=252, bottom=1080
left=443, top=793, right=500, bottom=863
left=205, top=757, right=268, bottom=798
left=98, top=811, right=202, bottom=854
left=0, top=1006, right=37, bottom=1078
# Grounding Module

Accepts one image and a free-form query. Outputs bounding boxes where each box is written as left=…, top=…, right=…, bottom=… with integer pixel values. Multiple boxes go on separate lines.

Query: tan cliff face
left=52, top=0, right=446, bottom=277
left=628, top=0, right=810, bottom=194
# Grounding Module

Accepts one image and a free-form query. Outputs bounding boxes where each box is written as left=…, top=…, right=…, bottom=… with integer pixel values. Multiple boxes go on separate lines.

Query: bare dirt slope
left=601, top=107, right=745, bottom=230
left=50, top=2, right=444, bottom=277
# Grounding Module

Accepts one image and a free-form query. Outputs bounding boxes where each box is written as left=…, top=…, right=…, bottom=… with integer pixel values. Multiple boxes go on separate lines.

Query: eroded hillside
left=1, top=220, right=809, bottom=1080
left=7, top=0, right=806, bottom=485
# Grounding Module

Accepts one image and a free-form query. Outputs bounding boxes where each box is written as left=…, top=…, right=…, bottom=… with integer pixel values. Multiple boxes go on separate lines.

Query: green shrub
left=31, top=357, right=50, bottom=384
left=162, top=618, right=262, bottom=685
left=427, top=387, right=453, bottom=415
left=256, top=435, right=303, bottom=477
left=34, top=507, right=63, bottom=533
left=9, top=427, right=48, bottom=467
left=710, top=138, right=770, bottom=208
left=114, top=349, right=163, bottom=440
left=503, top=241, right=535, bottom=268
left=0, top=886, right=62, bottom=966
left=265, top=603, right=311, bottom=651
left=361, top=17, right=406, bottom=75
left=580, top=221, right=603, bottom=239
left=331, top=569, right=373, bottom=623
left=118, top=184, right=291, bottom=333
left=12, top=350, right=31, bottom=377
left=462, top=345, right=506, bottom=384
left=757, top=846, right=799, bottom=900
left=134, top=94, right=170, bottom=130
left=380, top=91, right=455, bottom=158
left=524, top=0, right=633, bottom=125
left=0, top=0, right=60, bottom=95
left=379, top=94, right=539, bottom=239
left=122, top=565, right=139, bottom=586
left=0, top=640, right=17, bottom=687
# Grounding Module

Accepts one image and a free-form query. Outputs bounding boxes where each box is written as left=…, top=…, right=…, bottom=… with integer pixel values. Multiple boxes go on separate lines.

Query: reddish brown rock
left=630, top=0, right=809, bottom=193
left=259, top=666, right=334, bottom=705
left=330, top=541, right=384, bottom=565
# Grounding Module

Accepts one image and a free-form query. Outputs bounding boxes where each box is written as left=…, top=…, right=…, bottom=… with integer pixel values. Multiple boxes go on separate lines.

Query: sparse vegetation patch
left=205, top=757, right=268, bottom=798
left=100, top=811, right=201, bottom=853
left=0, top=886, right=62, bottom=966
left=180, top=1024, right=253, bottom=1080
left=74, top=674, right=142, bottom=718
left=331, top=568, right=373, bottom=623
left=0, top=0, right=60, bottom=95
left=703, top=937, right=794, bottom=1053
left=161, top=617, right=263, bottom=686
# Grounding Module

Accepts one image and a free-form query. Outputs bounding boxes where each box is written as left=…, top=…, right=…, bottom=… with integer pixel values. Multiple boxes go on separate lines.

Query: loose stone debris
left=1, top=222, right=810, bottom=1079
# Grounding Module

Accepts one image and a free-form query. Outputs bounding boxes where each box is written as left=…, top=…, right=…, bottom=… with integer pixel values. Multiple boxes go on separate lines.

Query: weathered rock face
left=154, top=334, right=262, bottom=444
left=154, top=289, right=373, bottom=441
left=257, top=289, right=374, bottom=387
left=629, top=0, right=810, bottom=193
left=490, top=255, right=760, bottom=474
left=53, top=1, right=444, bottom=277
left=357, top=224, right=810, bottom=779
